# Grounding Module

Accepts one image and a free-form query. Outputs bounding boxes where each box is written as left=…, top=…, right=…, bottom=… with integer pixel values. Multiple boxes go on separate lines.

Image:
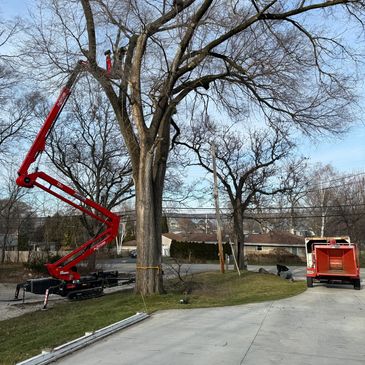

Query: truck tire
left=307, top=277, right=314, bottom=288
left=353, top=279, right=361, bottom=290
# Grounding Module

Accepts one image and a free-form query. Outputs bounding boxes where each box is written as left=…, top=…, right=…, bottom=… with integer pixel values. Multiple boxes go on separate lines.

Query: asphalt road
left=54, top=283, right=365, bottom=365
left=96, top=258, right=308, bottom=279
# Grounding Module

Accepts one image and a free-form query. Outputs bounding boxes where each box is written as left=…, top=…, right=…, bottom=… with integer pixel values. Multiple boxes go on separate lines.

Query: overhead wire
left=303, top=171, right=365, bottom=190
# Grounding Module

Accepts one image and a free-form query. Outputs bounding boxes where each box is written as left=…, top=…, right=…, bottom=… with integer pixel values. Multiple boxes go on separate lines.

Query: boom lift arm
left=16, top=61, right=120, bottom=282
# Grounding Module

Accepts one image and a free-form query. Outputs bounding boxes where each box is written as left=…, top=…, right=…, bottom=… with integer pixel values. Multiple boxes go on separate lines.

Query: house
left=123, top=231, right=305, bottom=259
left=121, top=239, right=137, bottom=255
left=161, top=232, right=231, bottom=256
left=162, top=233, right=182, bottom=256
left=122, top=233, right=220, bottom=257
left=163, top=231, right=306, bottom=259
left=245, top=231, right=305, bottom=259
left=0, top=233, right=18, bottom=250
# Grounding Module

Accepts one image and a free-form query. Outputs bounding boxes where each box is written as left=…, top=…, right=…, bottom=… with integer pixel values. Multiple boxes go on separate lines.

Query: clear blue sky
left=1, top=0, right=29, bottom=17
left=1, top=0, right=365, bottom=175
left=300, top=123, right=365, bottom=173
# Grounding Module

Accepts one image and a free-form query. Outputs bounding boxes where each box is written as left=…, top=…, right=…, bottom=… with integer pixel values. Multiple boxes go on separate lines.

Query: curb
left=16, top=312, right=149, bottom=365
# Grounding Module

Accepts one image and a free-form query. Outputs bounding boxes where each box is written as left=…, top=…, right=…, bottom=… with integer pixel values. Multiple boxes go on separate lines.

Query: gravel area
left=0, top=283, right=64, bottom=321
left=0, top=281, right=135, bottom=321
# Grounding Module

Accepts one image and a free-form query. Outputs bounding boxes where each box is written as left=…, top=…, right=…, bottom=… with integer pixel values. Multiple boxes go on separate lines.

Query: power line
left=161, top=203, right=365, bottom=211
left=304, top=180, right=364, bottom=193
left=3, top=202, right=365, bottom=224
left=245, top=212, right=365, bottom=220
left=304, top=171, right=365, bottom=190
left=248, top=203, right=365, bottom=210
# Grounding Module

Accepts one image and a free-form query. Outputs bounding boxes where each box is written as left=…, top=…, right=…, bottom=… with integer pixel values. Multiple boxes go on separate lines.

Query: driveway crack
left=240, top=301, right=274, bottom=365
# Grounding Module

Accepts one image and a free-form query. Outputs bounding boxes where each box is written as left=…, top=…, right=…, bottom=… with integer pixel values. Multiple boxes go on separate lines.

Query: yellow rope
left=136, top=266, right=161, bottom=272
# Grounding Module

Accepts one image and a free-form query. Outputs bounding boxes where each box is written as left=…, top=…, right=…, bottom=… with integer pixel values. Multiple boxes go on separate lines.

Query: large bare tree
left=21, top=0, right=365, bottom=294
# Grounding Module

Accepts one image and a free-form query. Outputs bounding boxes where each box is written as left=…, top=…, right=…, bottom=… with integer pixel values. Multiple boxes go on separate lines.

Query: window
left=256, top=245, right=262, bottom=251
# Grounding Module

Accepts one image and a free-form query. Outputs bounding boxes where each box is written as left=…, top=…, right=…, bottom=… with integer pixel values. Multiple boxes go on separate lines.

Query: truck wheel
left=353, top=279, right=361, bottom=290
left=307, top=277, right=313, bottom=288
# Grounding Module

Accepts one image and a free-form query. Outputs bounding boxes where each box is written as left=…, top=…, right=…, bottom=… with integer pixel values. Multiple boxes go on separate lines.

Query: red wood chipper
left=305, top=236, right=361, bottom=290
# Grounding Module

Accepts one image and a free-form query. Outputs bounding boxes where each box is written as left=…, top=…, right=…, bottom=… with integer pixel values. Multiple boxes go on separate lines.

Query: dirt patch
left=0, top=264, right=42, bottom=283
left=0, top=264, right=58, bottom=321
left=0, top=300, right=42, bottom=321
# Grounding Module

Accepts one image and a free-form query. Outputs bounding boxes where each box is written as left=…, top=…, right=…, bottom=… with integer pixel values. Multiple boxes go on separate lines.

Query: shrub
left=24, top=253, right=63, bottom=274
left=247, top=248, right=304, bottom=265
left=170, top=240, right=231, bottom=262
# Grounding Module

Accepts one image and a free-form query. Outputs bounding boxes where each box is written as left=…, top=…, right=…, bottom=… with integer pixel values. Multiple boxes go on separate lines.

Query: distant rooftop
left=245, top=231, right=304, bottom=246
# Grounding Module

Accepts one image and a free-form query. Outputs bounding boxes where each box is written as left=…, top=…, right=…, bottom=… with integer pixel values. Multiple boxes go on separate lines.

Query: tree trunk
left=1, top=239, right=5, bottom=264
left=290, top=205, right=295, bottom=234
left=134, top=147, right=164, bottom=295
left=320, top=212, right=325, bottom=237
left=1, top=232, right=10, bottom=264
left=82, top=219, right=99, bottom=271
left=1, top=215, right=10, bottom=263
left=233, top=205, right=246, bottom=270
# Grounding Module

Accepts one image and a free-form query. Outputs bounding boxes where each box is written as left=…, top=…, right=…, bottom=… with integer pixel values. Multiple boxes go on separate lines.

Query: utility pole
left=211, top=143, right=225, bottom=273
left=318, top=180, right=328, bottom=238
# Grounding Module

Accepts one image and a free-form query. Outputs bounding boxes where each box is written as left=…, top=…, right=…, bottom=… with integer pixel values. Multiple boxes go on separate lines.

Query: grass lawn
left=0, top=271, right=306, bottom=364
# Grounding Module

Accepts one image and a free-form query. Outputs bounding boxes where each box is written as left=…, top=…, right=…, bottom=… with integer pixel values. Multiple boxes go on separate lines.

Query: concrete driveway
left=55, top=285, right=365, bottom=365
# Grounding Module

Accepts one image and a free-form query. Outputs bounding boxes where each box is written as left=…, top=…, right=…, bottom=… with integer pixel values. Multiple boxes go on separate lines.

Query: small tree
left=327, top=174, right=365, bottom=242
left=176, top=117, right=302, bottom=268
left=304, top=164, right=337, bottom=236
left=0, top=175, right=33, bottom=263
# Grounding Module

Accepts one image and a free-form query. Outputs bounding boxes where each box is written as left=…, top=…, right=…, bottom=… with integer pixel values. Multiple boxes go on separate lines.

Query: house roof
left=123, top=240, right=137, bottom=247
left=162, top=232, right=184, bottom=241
left=163, top=232, right=219, bottom=243
left=183, top=233, right=218, bottom=242
left=245, top=231, right=304, bottom=246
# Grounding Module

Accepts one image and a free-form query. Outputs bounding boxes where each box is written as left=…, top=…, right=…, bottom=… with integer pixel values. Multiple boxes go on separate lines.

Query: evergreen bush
left=170, top=240, right=231, bottom=261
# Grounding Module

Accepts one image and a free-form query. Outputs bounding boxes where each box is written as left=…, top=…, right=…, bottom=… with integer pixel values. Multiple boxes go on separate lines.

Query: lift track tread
left=66, top=287, right=104, bottom=300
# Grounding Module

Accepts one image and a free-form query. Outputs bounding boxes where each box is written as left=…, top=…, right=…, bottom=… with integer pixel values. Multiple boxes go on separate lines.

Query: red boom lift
left=14, top=61, right=133, bottom=301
